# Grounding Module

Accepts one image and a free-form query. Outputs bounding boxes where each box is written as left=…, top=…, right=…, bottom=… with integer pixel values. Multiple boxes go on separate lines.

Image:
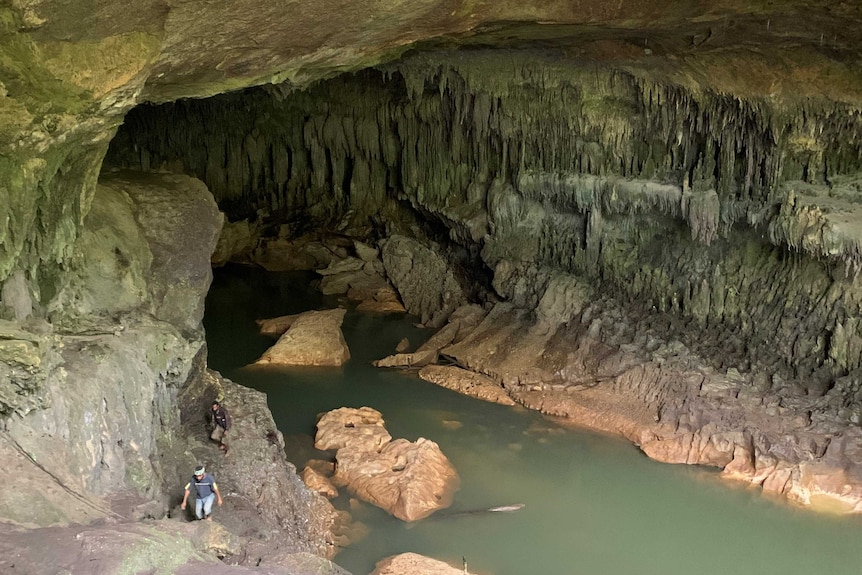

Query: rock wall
left=0, top=169, right=337, bottom=568
left=107, top=54, right=862, bottom=387
left=0, top=171, right=220, bottom=525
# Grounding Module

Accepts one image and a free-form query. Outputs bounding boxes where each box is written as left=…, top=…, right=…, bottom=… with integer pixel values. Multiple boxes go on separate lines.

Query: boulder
left=380, top=235, right=467, bottom=328
left=332, top=437, right=458, bottom=522
left=419, top=365, right=516, bottom=406
left=319, top=267, right=407, bottom=314
left=317, top=257, right=366, bottom=276
left=314, top=407, right=458, bottom=522
left=395, top=338, right=410, bottom=353
left=354, top=240, right=379, bottom=262
left=314, top=407, right=392, bottom=452
left=253, top=309, right=350, bottom=367
left=301, top=466, right=339, bottom=499
left=211, top=218, right=256, bottom=267
left=371, top=552, right=471, bottom=575
left=256, top=314, right=299, bottom=338
left=254, top=236, right=338, bottom=271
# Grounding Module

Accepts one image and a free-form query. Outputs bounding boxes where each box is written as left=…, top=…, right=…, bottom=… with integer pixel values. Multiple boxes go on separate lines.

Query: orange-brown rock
left=253, top=308, right=350, bottom=366
left=419, top=365, right=516, bottom=406
left=314, top=407, right=458, bottom=522
left=301, top=466, right=339, bottom=499
left=371, top=552, right=470, bottom=575
left=256, top=314, right=299, bottom=338
left=314, top=407, right=392, bottom=452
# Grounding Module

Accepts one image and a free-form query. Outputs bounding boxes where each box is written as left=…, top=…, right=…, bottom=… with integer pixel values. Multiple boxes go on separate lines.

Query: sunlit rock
left=315, top=407, right=458, bottom=522
left=315, top=407, right=392, bottom=452
left=301, top=466, right=339, bottom=499
left=256, top=314, right=298, bottom=338
left=418, top=365, right=516, bottom=406
left=332, top=437, right=458, bottom=522
left=371, top=552, right=471, bottom=575
left=253, top=308, right=350, bottom=367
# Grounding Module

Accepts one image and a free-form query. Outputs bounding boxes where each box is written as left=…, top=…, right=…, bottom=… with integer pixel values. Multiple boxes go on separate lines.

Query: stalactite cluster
left=106, top=49, right=862, bottom=386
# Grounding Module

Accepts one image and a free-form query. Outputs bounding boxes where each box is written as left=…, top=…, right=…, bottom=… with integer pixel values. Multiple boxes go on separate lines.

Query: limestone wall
left=105, top=56, right=862, bottom=389
left=0, top=171, right=220, bottom=525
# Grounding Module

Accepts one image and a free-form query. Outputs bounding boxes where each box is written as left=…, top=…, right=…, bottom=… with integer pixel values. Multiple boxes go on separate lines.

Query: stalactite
left=104, top=50, right=862, bottom=380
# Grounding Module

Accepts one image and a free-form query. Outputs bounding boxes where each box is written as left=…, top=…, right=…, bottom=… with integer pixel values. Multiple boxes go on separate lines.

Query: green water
left=205, top=266, right=862, bottom=575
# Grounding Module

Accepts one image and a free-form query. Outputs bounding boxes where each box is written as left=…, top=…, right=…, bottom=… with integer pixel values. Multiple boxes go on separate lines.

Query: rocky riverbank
left=232, top=227, right=862, bottom=515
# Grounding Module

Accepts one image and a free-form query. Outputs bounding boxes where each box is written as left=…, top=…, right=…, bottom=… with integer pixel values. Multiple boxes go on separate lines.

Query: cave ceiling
left=2, top=0, right=862, bottom=284
left=8, top=0, right=862, bottom=103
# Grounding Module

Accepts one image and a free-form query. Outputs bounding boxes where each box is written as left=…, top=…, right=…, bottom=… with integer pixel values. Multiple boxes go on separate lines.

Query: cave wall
left=0, top=171, right=220, bottom=526
left=107, top=50, right=862, bottom=390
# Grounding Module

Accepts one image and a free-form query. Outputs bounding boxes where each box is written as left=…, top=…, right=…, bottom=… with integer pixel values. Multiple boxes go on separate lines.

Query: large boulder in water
left=371, top=552, right=472, bottom=575
left=253, top=309, right=350, bottom=366
left=314, top=407, right=459, bottom=522
left=315, top=406, right=392, bottom=452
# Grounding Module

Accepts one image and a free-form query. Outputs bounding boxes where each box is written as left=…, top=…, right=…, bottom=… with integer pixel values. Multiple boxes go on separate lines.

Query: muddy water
left=205, top=266, right=862, bottom=575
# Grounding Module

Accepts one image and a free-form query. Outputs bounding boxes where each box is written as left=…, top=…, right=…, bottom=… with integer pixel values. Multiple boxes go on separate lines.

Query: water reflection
left=205, top=266, right=862, bottom=575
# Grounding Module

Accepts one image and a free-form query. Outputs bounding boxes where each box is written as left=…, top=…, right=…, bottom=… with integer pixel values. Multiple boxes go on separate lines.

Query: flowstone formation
left=109, top=53, right=862, bottom=389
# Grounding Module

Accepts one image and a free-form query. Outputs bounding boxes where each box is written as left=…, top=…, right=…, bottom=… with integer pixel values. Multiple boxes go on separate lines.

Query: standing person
left=180, top=464, right=223, bottom=521
left=210, top=401, right=232, bottom=455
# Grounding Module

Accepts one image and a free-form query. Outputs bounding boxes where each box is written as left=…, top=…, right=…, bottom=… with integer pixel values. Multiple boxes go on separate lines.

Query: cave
left=3, top=2, right=862, bottom=573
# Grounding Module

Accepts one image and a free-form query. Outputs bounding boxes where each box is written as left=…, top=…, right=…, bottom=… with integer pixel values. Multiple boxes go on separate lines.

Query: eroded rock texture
left=315, top=407, right=459, bottom=522
left=109, top=57, right=862, bottom=382
left=0, top=170, right=338, bottom=570
left=100, top=46, right=862, bottom=511
left=5, top=5, right=862, bottom=572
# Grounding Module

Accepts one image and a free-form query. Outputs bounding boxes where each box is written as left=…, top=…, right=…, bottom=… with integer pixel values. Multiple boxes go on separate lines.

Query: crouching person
left=211, top=401, right=232, bottom=456
left=181, top=464, right=223, bottom=521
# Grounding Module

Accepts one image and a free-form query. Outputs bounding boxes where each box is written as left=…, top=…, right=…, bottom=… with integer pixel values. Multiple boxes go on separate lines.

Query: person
left=210, top=401, right=232, bottom=455
left=180, top=464, right=223, bottom=520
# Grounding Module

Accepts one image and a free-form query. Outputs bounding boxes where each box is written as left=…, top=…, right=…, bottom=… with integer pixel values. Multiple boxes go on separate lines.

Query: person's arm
left=213, top=482, right=223, bottom=506
left=180, top=484, right=191, bottom=509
